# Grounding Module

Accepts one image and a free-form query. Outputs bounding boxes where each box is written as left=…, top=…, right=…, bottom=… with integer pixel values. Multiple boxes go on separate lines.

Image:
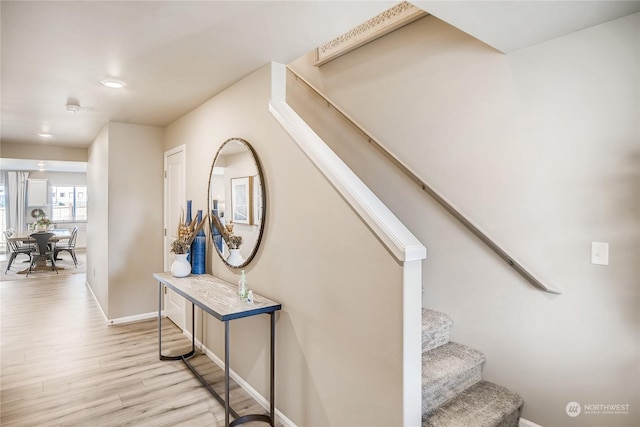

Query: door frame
left=163, top=144, right=187, bottom=329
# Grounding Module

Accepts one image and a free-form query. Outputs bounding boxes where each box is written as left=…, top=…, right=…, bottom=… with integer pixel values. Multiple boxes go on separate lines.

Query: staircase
left=422, top=309, right=524, bottom=427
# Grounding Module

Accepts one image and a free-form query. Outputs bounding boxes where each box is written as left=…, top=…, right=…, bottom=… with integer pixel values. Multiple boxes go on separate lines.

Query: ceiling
left=2, top=1, right=639, bottom=153
left=0, top=1, right=396, bottom=149
left=414, top=0, right=640, bottom=53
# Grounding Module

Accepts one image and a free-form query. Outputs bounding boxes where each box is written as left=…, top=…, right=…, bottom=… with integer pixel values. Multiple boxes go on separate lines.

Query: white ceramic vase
left=227, top=248, right=244, bottom=266
left=171, top=253, right=191, bottom=278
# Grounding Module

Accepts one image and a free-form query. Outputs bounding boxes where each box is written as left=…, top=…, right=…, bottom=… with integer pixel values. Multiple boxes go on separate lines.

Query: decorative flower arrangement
left=212, top=216, right=243, bottom=250
left=228, top=234, right=243, bottom=250
left=170, top=239, right=191, bottom=255
left=171, top=208, right=208, bottom=254
left=33, top=213, right=53, bottom=230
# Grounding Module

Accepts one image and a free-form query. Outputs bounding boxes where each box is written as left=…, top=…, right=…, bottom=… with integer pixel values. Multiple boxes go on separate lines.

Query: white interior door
left=164, top=145, right=187, bottom=330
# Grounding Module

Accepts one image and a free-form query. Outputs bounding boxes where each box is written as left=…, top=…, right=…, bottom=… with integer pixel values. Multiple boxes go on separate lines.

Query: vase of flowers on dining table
left=33, top=213, right=53, bottom=231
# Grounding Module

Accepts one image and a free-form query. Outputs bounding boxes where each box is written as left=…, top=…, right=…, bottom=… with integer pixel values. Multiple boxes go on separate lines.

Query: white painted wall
left=164, top=64, right=406, bottom=426
left=289, top=13, right=639, bottom=427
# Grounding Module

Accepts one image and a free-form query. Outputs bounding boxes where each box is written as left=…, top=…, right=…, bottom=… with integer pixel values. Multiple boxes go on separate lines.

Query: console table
left=153, top=273, right=281, bottom=427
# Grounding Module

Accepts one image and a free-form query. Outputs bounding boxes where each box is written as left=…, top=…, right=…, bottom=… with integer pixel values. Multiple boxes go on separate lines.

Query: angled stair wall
left=270, top=62, right=426, bottom=426
left=273, top=61, right=525, bottom=426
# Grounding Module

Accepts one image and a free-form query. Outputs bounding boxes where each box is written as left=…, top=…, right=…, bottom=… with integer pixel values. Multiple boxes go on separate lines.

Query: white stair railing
left=269, top=62, right=426, bottom=427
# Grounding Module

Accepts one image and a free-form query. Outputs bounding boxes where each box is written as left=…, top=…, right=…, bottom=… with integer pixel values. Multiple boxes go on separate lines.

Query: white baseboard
left=107, top=311, right=157, bottom=325
left=85, top=279, right=108, bottom=322
left=83, top=290, right=293, bottom=425
left=85, top=282, right=530, bottom=427
left=184, top=330, right=297, bottom=427
left=520, top=418, right=543, bottom=427
left=84, top=279, right=158, bottom=326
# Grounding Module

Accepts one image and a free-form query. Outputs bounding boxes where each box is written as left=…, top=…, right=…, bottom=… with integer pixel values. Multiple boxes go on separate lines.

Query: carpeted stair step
left=422, top=342, right=486, bottom=414
left=422, top=309, right=453, bottom=352
left=423, top=380, right=524, bottom=427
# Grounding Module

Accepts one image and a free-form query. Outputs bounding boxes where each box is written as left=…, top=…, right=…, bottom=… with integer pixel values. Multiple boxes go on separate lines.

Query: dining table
left=7, top=228, right=72, bottom=244
left=7, top=229, right=73, bottom=270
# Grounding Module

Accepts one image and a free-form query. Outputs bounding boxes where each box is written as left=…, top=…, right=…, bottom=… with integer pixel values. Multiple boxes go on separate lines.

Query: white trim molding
left=107, top=311, right=157, bottom=326
left=86, top=279, right=108, bottom=323
left=189, top=332, right=298, bottom=427
left=520, top=418, right=544, bottom=427
left=314, top=1, right=427, bottom=66
left=268, top=99, right=426, bottom=263
left=86, top=279, right=158, bottom=326
left=269, top=61, right=426, bottom=427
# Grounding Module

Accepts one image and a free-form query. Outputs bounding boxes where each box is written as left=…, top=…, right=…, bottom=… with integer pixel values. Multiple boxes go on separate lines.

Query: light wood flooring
left=1, top=271, right=279, bottom=426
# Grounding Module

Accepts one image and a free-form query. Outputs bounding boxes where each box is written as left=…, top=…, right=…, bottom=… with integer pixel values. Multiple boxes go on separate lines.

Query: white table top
left=153, top=272, right=281, bottom=321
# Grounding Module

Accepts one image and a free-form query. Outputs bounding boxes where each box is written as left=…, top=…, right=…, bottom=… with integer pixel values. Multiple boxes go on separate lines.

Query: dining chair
left=4, top=230, right=33, bottom=273
left=54, top=227, right=78, bottom=267
left=26, top=232, right=58, bottom=277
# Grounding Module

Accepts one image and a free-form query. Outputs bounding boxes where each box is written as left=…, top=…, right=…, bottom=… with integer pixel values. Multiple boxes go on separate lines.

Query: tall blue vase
left=211, top=200, right=223, bottom=252
left=192, top=209, right=206, bottom=274
left=185, top=200, right=193, bottom=263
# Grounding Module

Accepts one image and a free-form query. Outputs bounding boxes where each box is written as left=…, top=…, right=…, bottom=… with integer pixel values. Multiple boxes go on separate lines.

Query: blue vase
left=191, top=209, right=206, bottom=274
left=211, top=200, right=223, bottom=252
left=185, top=200, right=192, bottom=263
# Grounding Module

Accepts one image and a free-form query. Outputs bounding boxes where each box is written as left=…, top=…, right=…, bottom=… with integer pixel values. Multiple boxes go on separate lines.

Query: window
left=51, top=186, right=87, bottom=222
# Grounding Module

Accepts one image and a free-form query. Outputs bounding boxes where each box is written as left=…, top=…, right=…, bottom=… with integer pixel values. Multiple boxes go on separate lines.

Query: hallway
left=0, top=272, right=274, bottom=426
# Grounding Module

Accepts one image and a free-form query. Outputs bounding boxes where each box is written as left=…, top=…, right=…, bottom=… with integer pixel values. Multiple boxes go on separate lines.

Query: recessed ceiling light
left=100, top=79, right=126, bottom=89
left=37, top=132, right=52, bottom=138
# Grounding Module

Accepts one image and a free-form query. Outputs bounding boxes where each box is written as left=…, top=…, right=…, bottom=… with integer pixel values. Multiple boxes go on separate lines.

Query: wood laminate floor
left=1, top=272, right=279, bottom=426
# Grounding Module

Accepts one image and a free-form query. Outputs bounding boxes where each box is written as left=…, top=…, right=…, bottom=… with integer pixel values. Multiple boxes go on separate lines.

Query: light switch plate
left=591, top=242, right=609, bottom=266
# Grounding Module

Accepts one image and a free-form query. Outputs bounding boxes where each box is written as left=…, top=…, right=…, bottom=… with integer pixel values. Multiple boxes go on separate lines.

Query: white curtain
left=7, top=171, right=29, bottom=233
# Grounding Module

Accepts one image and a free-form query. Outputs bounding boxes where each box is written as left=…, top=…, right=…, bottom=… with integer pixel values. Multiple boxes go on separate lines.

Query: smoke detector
left=65, top=102, right=81, bottom=113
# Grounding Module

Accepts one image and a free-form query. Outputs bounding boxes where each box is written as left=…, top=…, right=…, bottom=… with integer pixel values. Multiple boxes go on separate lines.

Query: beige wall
left=289, top=13, right=639, bottom=427
left=26, top=171, right=86, bottom=186
left=1, top=141, right=87, bottom=162
left=164, top=64, right=405, bottom=426
left=87, top=125, right=110, bottom=312
left=87, top=122, right=164, bottom=320
left=107, top=123, right=164, bottom=319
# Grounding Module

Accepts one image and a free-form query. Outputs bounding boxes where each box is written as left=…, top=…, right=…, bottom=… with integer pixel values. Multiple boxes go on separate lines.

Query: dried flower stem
left=210, top=215, right=242, bottom=249
left=171, top=208, right=208, bottom=254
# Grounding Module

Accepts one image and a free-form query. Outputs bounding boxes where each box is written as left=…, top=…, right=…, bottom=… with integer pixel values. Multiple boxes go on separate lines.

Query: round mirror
left=208, top=137, right=266, bottom=269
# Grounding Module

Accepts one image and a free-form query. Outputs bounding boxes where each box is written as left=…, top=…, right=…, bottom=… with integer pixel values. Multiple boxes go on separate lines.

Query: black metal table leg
left=225, top=320, right=230, bottom=427
left=270, top=312, right=275, bottom=426
left=155, top=274, right=279, bottom=427
left=158, top=282, right=196, bottom=361
left=158, top=282, right=162, bottom=360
